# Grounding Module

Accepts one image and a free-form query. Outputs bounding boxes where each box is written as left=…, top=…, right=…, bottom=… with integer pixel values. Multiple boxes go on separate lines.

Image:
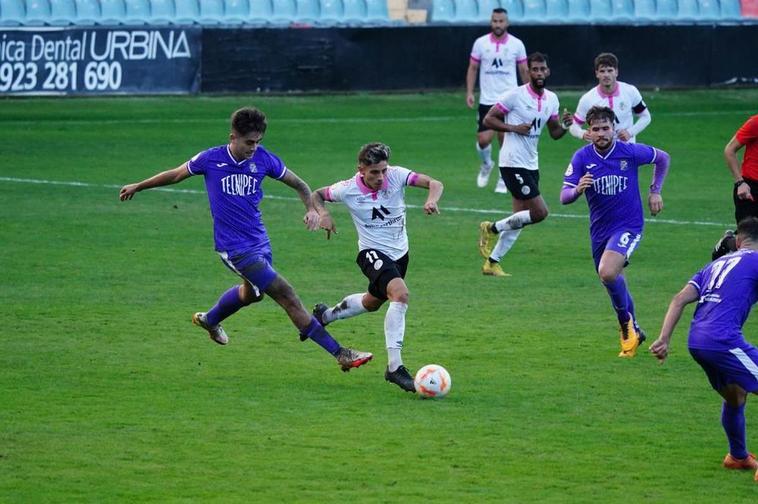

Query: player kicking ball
left=310, top=143, right=444, bottom=393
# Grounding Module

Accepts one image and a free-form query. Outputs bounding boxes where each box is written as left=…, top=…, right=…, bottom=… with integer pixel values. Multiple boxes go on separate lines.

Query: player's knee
left=531, top=206, right=549, bottom=223
left=239, top=284, right=263, bottom=305
left=597, top=267, right=618, bottom=284
left=388, top=290, right=409, bottom=304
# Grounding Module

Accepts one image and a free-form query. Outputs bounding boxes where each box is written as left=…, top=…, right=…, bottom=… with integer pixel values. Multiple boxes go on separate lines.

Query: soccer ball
left=414, top=364, right=451, bottom=398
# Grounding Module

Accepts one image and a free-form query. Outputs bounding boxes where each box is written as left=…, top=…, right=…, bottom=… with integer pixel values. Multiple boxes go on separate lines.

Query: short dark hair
left=358, top=142, right=391, bottom=166
left=231, top=107, right=267, bottom=136
left=493, top=7, right=507, bottom=15
left=594, top=52, right=619, bottom=71
left=586, top=106, right=616, bottom=126
left=737, top=217, right=758, bottom=242
left=527, top=52, right=548, bottom=68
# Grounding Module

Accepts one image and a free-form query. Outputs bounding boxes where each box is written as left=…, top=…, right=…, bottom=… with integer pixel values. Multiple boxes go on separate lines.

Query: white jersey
left=495, top=84, right=560, bottom=170
left=470, top=32, right=527, bottom=105
left=573, top=81, right=647, bottom=142
left=325, top=166, right=417, bottom=261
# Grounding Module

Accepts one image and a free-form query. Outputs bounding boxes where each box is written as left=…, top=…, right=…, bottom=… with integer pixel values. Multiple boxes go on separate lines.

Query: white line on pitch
left=0, top=176, right=731, bottom=228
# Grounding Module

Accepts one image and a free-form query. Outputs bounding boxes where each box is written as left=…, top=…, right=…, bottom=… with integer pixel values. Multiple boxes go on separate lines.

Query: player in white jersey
left=570, top=52, right=651, bottom=143
left=477, top=52, right=573, bottom=277
left=310, top=143, right=444, bottom=393
left=466, top=7, right=529, bottom=193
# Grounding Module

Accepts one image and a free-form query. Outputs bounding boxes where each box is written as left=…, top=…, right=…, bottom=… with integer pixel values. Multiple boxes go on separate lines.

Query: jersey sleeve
left=263, top=150, right=288, bottom=180
left=514, top=39, right=527, bottom=64
left=629, top=85, right=647, bottom=114
left=562, top=151, right=585, bottom=187
left=549, top=93, right=560, bottom=121
left=736, top=115, right=758, bottom=145
left=470, top=38, right=482, bottom=63
left=631, top=143, right=657, bottom=166
left=186, top=150, right=209, bottom=175
left=325, top=178, right=351, bottom=203
left=389, top=166, right=415, bottom=187
left=496, top=88, right=517, bottom=114
left=573, top=94, right=591, bottom=125
left=688, top=267, right=706, bottom=292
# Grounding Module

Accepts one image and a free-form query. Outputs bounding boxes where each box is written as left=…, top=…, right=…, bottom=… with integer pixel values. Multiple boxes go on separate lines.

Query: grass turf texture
left=2, top=90, right=758, bottom=502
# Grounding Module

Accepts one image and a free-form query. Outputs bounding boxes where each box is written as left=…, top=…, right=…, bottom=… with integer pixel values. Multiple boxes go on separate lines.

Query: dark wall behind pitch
left=201, top=24, right=758, bottom=93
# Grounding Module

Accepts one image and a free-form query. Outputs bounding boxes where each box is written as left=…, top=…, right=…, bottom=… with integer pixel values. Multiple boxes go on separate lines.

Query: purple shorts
left=592, top=230, right=642, bottom=269
left=219, top=247, right=277, bottom=295
left=689, top=347, right=758, bottom=393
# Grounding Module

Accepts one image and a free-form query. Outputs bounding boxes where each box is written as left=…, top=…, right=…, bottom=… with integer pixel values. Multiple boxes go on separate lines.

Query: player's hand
left=582, top=130, right=592, bottom=142
left=318, top=214, right=337, bottom=240
left=303, top=209, right=320, bottom=231
left=649, top=338, right=669, bottom=363
left=119, top=184, right=139, bottom=201
left=736, top=182, right=754, bottom=201
left=466, top=94, right=475, bottom=108
left=510, top=123, right=532, bottom=136
left=423, top=200, right=440, bottom=215
left=648, top=193, right=663, bottom=216
left=575, top=173, right=593, bottom=194
left=561, top=109, right=573, bottom=129
left=617, top=129, right=631, bottom=141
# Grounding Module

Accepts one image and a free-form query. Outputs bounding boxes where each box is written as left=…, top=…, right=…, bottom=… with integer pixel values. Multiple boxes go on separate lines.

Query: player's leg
left=733, top=179, right=758, bottom=225
left=493, top=131, right=508, bottom=194
left=266, top=274, right=373, bottom=371
left=719, top=383, right=755, bottom=468
left=313, top=292, right=380, bottom=327
left=475, top=104, right=496, bottom=188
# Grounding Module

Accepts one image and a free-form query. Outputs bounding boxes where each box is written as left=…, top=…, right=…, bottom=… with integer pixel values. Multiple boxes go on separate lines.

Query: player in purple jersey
left=119, top=107, right=373, bottom=372
left=650, top=217, right=758, bottom=481
left=561, top=106, right=670, bottom=358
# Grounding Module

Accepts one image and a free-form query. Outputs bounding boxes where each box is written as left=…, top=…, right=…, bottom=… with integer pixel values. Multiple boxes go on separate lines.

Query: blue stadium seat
left=634, top=0, right=656, bottom=17
left=174, top=0, right=199, bottom=21
left=589, top=0, right=612, bottom=18
left=431, top=0, right=455, bottom=21
left=697, top=0, right=720, bottom=17
left=567, top=0, right=590, bottom=19
left=249, top=0, right=272, bottom=22
left=610, top=0, right=633, bottom=19
left=125, top=0, right=151, bottom=23
left=500, top=0, right=524, bottom=18
left=477, top=0, right=501, bottom=20
left=271, top=0, right=296, bottom=22
left=522, top=0, right=546, bottom=19
left=149, top=0, right=174, bottom=22
left=319, top=0, right=342, bottom=23
left=545, top=0, right=568, bottom=20
left=25, top=0, right=51, bottom=24
left=49, top=0, right=76, bottom=23
left=721, top=0, right=741, bottom=18
left=455, top=0, right=480, bottom=21
left=342, top=0, right=365, bottom=22
left=223, top=0, right=247, bottom=23
left=365, top=0, right=390, bottom=22
left=296, top=0, right=320, bottom=22
left=677, top=0, right=700, bottom=17
left=100, top=0, right=127, bottom=23
left=75, top=0, right=100, bottom=22
left=198, top=0, right=223, bottom=23
left=655, top=0, right=677, bottom=18
left=1, top=0, right=26, bottom=25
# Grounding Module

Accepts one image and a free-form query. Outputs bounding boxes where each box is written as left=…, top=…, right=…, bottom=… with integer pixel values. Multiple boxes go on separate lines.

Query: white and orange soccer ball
left=414, top=364, right=451, bottom=398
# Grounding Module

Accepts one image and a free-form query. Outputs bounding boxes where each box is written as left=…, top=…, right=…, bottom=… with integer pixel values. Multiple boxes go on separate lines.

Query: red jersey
left=736, top=114, right=758, bottom=180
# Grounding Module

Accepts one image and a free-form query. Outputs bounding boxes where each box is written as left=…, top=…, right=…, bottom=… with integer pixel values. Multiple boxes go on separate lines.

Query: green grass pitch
left=2, top=90, right=758, bottom=502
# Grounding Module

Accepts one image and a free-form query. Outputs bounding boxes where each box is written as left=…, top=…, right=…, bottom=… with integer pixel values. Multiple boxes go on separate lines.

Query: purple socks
left=206, top=286, right=245, bottom=327
left=722, top=402, right=748, bottom=459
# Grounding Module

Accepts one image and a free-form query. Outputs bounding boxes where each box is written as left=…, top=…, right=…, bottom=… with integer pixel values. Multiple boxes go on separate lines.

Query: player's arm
left=311, top=187, right=338, bottom=239
left=517, top=61, right=529, bottom=85
left=724, top=136, right=752, bottom=201
left=483, top=105, right=530, bottom=135
left=547, top=109, right=573, bottom=140
left=649, top=283, right=699, bottom=363
left=279, top=170, right=319, bottom=231
left=465, top=59, right=479, bottom=109
left=625, top=104, right=651, bottom=140
left=409, top=173, right=444, bottom=215
left=648, top=148, right=670, bottom=216
left=119, top=164, right=191, bottom=200
left=570, top=98, right=592, bottom=141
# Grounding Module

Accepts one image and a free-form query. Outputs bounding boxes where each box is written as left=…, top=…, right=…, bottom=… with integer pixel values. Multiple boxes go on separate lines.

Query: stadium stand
left=545, top=0, right=569, bottom=20
left=75, top=0, right=100, bottom=22
left=249, top=0, right=273, bottom=22
left=342, top=0, right=366, bottom=22
left=174, top=0, right=199, bottom=22
left=1, top=0, right=25, bottom=25
left=522, top=0, right=547, bottom=20
left=677, top=0, right=699, bottom=18
left=431, top=0, right=455, bottom=21
left=198, top=0, right=223, bottom=23
left=99, top=0, right=126, bottom=23
left=453, top=0, right=479, bottom=21
left=567, top=0, right=591, bottom=19
left=49, top=0, right=77, bottom=24
left=633, top=0, right=656, bottom=18
left=149, top=0, right=175, bottom=23
left=125, top=0, right=151, bottom=23
left=319, top=0, right=343, bottom=22
left=296, top=0, right=321, bottom=23
left=224, top=0, right=248, bottom=24
left=611, top=0, right=634, bottom=20
left=721, top=0, right=742, bottom=17
left=500, top=0, right=524, bottom=17
left=25, top=0, right=51, bottom=24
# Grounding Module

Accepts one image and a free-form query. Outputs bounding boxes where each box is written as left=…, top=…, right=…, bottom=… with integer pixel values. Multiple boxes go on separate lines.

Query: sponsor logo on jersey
left=585, top=163, right=597, bottom=170
left=249, top=163, right=257, bottom=173
left=371, top=205, right=391, bottom=221
left=620, top=160, right=628, bottom=171
left=216, top=162, right=228, bottom=167
left=565, top=164, right=574, bottom=176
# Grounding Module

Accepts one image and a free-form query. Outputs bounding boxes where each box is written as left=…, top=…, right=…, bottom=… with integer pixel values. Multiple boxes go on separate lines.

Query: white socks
left=323, top=293, right=367, bottom=324
left=385, top=301, right=408, bottom=372
left=490, top=210, right=532, bottom=262
left=476, top=142, right=492, bottom=166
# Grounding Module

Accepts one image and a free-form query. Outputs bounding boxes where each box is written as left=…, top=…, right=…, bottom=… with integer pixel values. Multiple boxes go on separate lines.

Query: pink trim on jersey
left=597, top=83, right=620, bottom=109
left=324, top=186, right=334, bottom=202
left=526, top=83, right=545, bottom=112
left=489, top=32, right=509, bottom=52
left=496, top=102, right=510, bottom=114
left=408, top=173, right=419, bottom=186
left=470, top=55, right=481, bottom=63
left=516, top=57, right=527, bottom=63
left=549, top=114, right=559, bottom=121
left=573, top=114, right=585, bottom=125
left=355, top=173, right=388, bottom=200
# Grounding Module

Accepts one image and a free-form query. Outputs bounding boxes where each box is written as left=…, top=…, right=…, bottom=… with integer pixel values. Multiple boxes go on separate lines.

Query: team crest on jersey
left=620, top=160, right=628, bottom=171
left=565, top=164, right=573, bottom=176
left=248, top=163, right=257, bottom=173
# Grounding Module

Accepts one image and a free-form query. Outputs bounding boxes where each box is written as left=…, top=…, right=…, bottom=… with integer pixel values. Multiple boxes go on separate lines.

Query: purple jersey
left=187, top=144, right=287, bottom=252
left=687, top=249, right=758, bottom=351
left=563, top=141, right=656, bottom=244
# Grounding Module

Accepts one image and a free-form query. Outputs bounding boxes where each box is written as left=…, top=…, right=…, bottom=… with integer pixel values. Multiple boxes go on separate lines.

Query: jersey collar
left=226, top=145, right=250, bottom=166
left=597, top=83, right=620, bottom=98
left=592, top=141, right=617, bottom=160
left=489, top=32, right=509, bottom=52
left=355, top=172, right=388, bottom=200
left=526, top=83, right=545, bottom=111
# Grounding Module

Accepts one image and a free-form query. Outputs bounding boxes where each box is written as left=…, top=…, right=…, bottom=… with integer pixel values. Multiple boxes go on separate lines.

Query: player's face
left=490, top=13, right=508, bottom=37
left=528, top=61, right=550, bottom=90
left=229, top=130, right=264, bottom=161
left=588, top=118, right=615, bottom=149
left=359, top=161, right=388, bottom=191
left=595, top=65, right=618, bottom=89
